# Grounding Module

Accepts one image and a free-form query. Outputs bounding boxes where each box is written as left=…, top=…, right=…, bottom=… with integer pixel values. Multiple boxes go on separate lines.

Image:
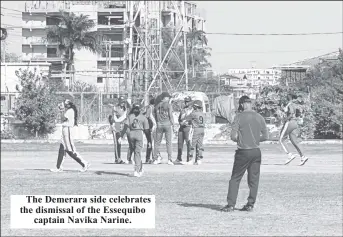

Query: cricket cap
left=239, top=96, right=252, bottom=104
left=193, top=100, right=203, bottom=108
left=184, top=96, right=192, bottom=102
left=132, top=103, right=141, bottom=109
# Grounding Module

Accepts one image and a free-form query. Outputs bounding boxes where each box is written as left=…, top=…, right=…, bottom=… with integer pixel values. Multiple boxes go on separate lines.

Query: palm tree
left=47, top=11, right=102, bottom=90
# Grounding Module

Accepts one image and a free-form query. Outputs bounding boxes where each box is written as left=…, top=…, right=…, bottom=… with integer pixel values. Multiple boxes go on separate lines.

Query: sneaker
left=50, top=168, right=63, bottom=172
left=153, top=158, right=162, bottom=165
left=174, top=159, right=182, bottom=164
left=195, top=160, right=202, bottom=165
left=167, top=160, right=174, bottom=165
left=240, top=204, right=254, bottom=212
left=115, top=160, right=126, bottom=164
left=299, top=156, right=309, bottom=166
left=145, top=159, right=153, bottom=164
left=133, top=171, right=141, bottom=177
left=80, top=163, right=90, bottom=172
left=139, top=170, right=144, bottom=176
left=221, top=205, right=234, bottom=212
left=128, top=160, right=135, bottom=165
left=284, top=153, right=296, bottom=165
left=184, top=160, right=195, bottom=165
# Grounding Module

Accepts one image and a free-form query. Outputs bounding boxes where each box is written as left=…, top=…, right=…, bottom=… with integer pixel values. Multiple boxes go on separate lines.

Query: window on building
left=97, top=77, right=103, bottom=83
left=47, top=48, right=57, bottom=57
left=46, top=17, right=60, bottom=26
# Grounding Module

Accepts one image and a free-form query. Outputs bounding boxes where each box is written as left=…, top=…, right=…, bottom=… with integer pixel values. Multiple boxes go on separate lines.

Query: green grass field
left=1, top=143, right=342, bottom=236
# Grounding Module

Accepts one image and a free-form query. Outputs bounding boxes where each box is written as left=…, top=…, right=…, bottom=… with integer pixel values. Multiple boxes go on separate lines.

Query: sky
left=1, top=1, right=342, bottom=73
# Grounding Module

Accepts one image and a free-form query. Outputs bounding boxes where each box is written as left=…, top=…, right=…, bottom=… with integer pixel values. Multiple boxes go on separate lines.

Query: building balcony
left=97, top=23, right=125, bottom=30
left=25, top=1, right=71, bottom=12
left=97, top=1, right=126, bottom=12
left=22, top=21, right=46, bottom=29
left=22, top=54, right=65, bottom=62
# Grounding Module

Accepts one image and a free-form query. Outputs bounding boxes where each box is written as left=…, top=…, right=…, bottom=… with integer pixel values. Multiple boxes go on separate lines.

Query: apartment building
left=22, top=1, right=206, bottom=93
left=226, top=68, right=281, bottom=88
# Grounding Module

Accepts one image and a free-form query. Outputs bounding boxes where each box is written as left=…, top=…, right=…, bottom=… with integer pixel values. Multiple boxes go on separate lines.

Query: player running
left=175, top=96, right=193, bottom=164
left=280, top=93, right=309, bottom=166
left=143, top=98, right=156, bottom=163
left=120, top=103, right=152, bottom=177
left=108, top=101, right=127, bottom=164
left=51, top=99, right=90, bottom=173
left=185, top=100, right=205, bottom=165
left=152, top=92, right=175, bottom=165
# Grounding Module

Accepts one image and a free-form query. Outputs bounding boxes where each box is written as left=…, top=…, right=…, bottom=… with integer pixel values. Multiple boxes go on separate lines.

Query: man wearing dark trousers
left=221, top=96, right=268, bottom=212
left=175, top=96, right=193, bottom=164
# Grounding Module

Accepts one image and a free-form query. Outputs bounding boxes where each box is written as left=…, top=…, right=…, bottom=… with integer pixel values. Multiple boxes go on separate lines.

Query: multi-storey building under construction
left=22, top=1, right=206, bottom=99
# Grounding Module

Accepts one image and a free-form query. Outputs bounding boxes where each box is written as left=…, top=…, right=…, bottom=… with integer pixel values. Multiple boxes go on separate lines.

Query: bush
left=14, top=68, right=59, bottom=138
left=1, top=130, right=15, bottom=139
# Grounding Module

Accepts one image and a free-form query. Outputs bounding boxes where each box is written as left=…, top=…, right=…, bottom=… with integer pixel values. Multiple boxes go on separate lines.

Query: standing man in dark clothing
left=221, top=96, right=268, bottom=212
left=175, top=96, right=193, bottom=164
left=153, top=92, right=175, bottom=165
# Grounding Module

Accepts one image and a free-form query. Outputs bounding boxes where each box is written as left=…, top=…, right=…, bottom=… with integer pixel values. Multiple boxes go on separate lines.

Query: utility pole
left=182, top=1, right=188, bottom=91
left=144, top=1, right=149, bottom=106
left=127, top=1, right=133, bottom=101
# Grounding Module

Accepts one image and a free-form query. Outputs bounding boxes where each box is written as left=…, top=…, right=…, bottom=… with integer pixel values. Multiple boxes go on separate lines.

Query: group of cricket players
left=51, top=92, right=206, bottom=177
left=51, top=91, right=308, bottom=177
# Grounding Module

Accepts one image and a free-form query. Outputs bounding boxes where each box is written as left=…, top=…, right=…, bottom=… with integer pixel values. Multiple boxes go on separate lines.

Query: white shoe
left=133, top=171, right=141, bottom=177
left=299, top=156, right=309, bottom=166
left=284, top=153, right=296, bottom=165
left=167, top=160, right=174, bottom=165
left=183, top=160, right=195, bottom=165
left=128, top=160, right=135, bottom=165
left=139, top=170, right=144, bottom=176
left=195, top=160, right=202, bottom=165
left=50, top=168, right=63, bottom=172
left=153, top=158, right=162, bottom=165
left=80, top=163, right=90, bottom=172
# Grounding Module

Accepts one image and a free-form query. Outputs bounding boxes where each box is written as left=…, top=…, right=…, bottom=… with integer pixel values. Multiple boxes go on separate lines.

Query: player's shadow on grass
left=95, top=171, right=131, bottom=177
left=177, top=202, right=231, bottom=212
left=25, top=168, right=79, bottom=173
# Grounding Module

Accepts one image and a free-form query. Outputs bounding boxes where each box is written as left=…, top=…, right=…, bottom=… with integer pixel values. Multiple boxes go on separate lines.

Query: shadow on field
left=94, top=171, right=131, bottom=177
left=177, top=202, right=225, bottom=212
left=25, top=168, right=79, bottom=173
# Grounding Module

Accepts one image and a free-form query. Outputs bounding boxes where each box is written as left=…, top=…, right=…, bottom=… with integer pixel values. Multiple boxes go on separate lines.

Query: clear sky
left=1, top=1, right=342, bottom=73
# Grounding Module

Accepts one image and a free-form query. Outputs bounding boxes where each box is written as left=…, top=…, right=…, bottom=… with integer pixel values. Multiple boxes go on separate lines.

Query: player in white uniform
left=51, top=99, right=90, bottom=172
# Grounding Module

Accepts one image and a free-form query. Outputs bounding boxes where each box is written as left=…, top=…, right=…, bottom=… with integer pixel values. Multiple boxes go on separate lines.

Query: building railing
left=22, top=37, right=48, bottom=45
left=97, top=1, right=126, bottom=9
left=22, top=21, right=46, bottom=29
left=25, top=1, right=71, bottom=12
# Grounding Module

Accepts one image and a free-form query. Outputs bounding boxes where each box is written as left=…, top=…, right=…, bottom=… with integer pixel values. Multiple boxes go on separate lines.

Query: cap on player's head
left=160, top=92, right=171, bottom=101
left=184, top=96, right=192, bottom=102
left=132, top=103, right=141, bottom=110
left=239, top=95, right=252, bottom=105
left=193, top=100, right=203, bottom=109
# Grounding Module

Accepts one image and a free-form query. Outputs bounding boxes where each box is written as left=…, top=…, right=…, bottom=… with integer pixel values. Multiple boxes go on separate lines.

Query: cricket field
left=1, top=142, right=342, bottom=236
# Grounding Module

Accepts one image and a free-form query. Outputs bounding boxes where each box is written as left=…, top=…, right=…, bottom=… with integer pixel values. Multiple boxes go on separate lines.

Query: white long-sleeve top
left=62, top=109, right=75, bottom=127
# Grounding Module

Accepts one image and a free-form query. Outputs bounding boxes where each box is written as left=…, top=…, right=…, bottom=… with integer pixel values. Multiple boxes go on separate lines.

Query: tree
left=255, top=84, right=315, bottom=139
left=303, top=49, right=343, bottom=138
left=46, top=11, right=102, bottom=90
left=14, top=68, right=59, bottom=138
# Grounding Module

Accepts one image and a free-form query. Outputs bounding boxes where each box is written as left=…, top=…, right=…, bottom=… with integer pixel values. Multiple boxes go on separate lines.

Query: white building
left=21, top=1, right=206, bottom=93
left=227, top=68, right=281, bottom=88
